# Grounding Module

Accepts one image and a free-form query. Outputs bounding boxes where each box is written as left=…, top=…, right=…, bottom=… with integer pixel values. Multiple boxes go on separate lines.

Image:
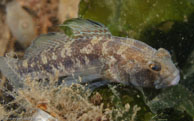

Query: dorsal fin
left=59, top=18, right=112, bottom=38
left=24, top=32, right=68, bottom=58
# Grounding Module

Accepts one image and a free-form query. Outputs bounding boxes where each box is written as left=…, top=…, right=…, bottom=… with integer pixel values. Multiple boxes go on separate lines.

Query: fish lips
left=154, top=72, right=180, bottom=89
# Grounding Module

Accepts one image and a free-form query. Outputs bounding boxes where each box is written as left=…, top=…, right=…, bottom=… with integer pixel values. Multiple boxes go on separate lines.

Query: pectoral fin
left=58, top=63, right=105, bottom=87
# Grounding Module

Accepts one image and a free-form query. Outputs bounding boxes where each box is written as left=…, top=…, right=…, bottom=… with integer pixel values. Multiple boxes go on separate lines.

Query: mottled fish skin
left=18, top=36, right=104, bottom=80
left=0, top=18, right=180, bottom=89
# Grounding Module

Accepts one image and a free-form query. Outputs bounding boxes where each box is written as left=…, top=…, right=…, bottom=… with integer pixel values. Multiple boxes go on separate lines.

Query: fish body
left=0, top=18, right=180, bottom=89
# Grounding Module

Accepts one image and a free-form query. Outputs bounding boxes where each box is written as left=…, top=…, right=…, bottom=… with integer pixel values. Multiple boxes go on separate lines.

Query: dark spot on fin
left=86, top=19, right=104, bottom=27
left=47, top=32, right=57, bottom=36
left=59, top=18, right=112, bottom=38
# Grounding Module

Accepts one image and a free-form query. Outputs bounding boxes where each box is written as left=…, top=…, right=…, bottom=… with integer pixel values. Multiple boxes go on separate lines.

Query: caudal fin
left=0, top=57, right=24, bottom=89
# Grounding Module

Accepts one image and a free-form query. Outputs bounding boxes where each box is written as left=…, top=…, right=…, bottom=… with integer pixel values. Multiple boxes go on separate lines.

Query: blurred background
left=0, top=0, right=194, bottom=121
left=0, top=0, right=80, bottom=57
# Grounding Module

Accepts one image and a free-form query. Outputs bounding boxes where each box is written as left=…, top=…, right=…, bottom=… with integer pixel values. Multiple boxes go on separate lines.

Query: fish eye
left=149, top=62, right=161, bottom=71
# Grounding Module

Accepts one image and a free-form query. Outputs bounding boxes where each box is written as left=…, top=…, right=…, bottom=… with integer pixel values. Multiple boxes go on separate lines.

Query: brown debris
left=17, top=0, right=60, bottom=34
left=18, top=80, right=108, bottom=121
left=90, top=92, right=103, bottom=105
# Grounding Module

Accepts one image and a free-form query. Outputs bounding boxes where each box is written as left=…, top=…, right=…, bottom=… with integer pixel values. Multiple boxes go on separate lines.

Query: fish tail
left=0, top=57, right=23, bottom=88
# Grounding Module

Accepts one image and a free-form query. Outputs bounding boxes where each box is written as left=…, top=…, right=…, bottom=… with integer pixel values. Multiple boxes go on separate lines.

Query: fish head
left=128, top=48, right=180, bottom=89
left=151, top=48, right=180, bottom=89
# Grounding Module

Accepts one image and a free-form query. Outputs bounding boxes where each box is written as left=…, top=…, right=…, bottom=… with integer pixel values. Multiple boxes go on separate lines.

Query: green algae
left=92, top=83, right=194, bottom=120
left=146, top=85, right=194, bottom=118
left=92, top=84, right=154, bottom=121
left=79, top=0, right=194, bottom=39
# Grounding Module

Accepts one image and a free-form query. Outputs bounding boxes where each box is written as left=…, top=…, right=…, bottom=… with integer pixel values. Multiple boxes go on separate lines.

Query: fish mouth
left=169, top=74, right=180, bottom=85
left=154, top=71, right=180, bottom=89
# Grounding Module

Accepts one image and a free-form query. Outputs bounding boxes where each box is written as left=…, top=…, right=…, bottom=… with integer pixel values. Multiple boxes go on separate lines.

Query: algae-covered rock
left=92, top=84, right=194, bottom=120
left=79, top=0, right=194, bottom=39
left=146, top=85, right=194, bottom=119
left=92, top=85, right=154, bottom=121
